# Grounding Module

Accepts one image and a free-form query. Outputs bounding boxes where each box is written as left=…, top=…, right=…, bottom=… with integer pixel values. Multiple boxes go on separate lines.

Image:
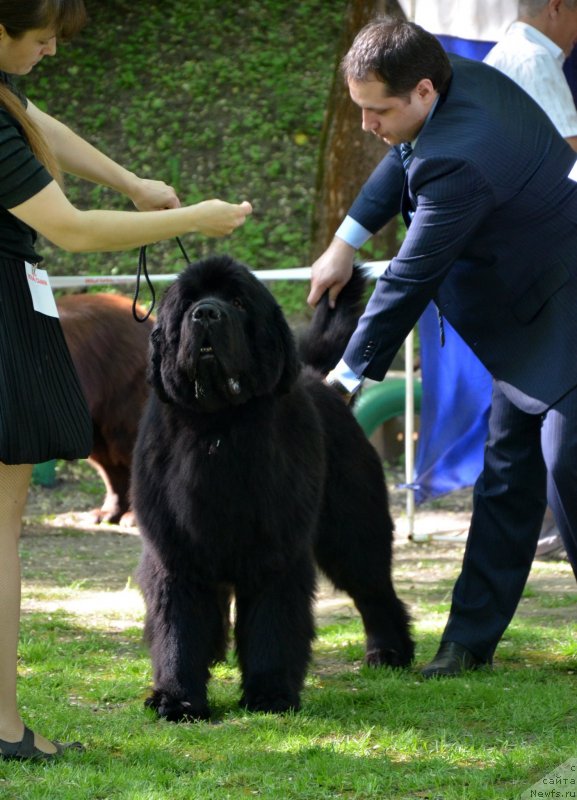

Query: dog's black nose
left=192, top=301, right=222, bottom=324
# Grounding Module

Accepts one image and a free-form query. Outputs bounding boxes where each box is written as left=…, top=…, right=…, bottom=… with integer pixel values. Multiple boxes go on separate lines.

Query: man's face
left=556, top=1, right=577, bottom=56
left=348, top=76, right=436, bottom=146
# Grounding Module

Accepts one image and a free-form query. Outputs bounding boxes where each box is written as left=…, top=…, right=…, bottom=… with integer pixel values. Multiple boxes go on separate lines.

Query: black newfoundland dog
left=132, top=255, right=414, bottom=722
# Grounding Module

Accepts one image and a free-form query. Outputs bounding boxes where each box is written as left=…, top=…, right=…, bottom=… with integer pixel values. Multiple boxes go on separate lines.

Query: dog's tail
left=298, top=265, right=368, bottom=375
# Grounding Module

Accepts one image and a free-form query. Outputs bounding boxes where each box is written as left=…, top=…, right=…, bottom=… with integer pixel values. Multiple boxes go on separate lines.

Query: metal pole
left=404, top=329, right=415, bottom=537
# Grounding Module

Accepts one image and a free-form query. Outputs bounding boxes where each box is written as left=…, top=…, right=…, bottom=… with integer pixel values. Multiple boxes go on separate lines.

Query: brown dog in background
left=57, top=293, right=152, bottom=524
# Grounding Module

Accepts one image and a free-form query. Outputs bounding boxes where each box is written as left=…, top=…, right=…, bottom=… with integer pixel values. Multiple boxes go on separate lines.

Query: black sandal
left=0, top=726, right=84, bottom=761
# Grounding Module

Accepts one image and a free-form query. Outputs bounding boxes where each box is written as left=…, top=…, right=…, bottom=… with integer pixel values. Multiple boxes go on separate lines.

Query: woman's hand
left=129, top=178, right=181, bottom=210
left=189, top=199, right=253, bottom=237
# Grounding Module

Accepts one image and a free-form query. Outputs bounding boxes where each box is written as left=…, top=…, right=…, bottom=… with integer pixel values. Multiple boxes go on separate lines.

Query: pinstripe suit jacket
left=342, top=55, right=577, bottom=413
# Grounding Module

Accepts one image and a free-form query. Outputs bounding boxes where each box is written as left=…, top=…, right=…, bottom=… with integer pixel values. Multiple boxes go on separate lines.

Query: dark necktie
left=400, top=142, right=414, bottom=224
left=400, top=141, right=413, bottom=171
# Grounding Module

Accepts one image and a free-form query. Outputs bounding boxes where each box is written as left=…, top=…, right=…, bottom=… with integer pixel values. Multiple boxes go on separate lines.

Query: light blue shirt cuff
left=335, top=216, right=372, bottom=250
left=327, top=359, right=364, bottom=394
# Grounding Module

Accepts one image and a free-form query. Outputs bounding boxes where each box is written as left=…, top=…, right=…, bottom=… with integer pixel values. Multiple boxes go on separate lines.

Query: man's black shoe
left=421, top=642, right=490, bottom=679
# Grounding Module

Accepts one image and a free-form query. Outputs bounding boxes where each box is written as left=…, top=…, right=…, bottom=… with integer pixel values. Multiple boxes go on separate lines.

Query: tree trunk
left=310, top=0, right=406, bottom=261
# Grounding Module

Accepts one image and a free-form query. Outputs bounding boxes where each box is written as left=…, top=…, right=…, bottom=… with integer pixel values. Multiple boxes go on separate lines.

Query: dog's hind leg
left=351, top=589, right=415, bottom=668
left=314, top=507, right=415, bottom=668
left=318, top=544, right=415, bottom=667
left=235, top=556, right=316, bottom=714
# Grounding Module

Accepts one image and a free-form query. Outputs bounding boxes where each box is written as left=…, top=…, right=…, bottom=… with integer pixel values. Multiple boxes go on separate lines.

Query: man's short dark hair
left=341, top=18, right=452, bottom=97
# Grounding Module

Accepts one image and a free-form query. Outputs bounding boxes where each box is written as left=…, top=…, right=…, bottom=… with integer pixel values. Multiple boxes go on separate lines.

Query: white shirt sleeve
left=326, top=359, right=364, bottom=393
left=335, top=216, right=373, bottom=249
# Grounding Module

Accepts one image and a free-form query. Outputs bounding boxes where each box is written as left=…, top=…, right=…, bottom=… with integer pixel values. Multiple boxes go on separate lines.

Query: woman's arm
left=26, top=100, right=179, bottom=210
left=9, top=179, right=252, bottom=252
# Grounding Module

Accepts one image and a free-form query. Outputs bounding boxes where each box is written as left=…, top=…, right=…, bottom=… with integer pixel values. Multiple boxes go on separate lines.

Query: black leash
left=132, top=237, right=191, bottom=322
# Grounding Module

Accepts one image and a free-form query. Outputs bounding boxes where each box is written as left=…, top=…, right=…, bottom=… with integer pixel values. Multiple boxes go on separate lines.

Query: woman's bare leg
left=0, top=462, right=58, bottom=754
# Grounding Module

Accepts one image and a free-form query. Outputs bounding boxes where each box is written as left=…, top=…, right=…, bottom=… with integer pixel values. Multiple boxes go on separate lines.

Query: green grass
left=5, top=463, right=576, bottom=799
left=4, top=595, right=576, bottom=799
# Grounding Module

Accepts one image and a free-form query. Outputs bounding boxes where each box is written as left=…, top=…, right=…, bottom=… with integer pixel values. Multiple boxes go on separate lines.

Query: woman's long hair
left=0, top=0, right=87, bottom=182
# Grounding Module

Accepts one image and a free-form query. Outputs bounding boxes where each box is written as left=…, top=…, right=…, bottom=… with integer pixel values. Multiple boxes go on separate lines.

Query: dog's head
left=149, top=255, right=300, bottom=413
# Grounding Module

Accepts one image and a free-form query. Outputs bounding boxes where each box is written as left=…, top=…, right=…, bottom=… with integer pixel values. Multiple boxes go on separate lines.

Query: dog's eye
left=232, top=297, right=245, bottom=310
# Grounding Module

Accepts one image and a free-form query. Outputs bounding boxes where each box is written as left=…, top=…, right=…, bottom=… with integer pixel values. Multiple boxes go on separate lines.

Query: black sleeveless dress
left=0, top=75, right=92, bottom=464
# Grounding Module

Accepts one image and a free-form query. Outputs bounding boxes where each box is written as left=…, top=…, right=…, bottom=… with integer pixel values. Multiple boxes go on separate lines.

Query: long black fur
left=132, top=254, right=414, bottom=722
left=296, top=264, right=367, bottom=375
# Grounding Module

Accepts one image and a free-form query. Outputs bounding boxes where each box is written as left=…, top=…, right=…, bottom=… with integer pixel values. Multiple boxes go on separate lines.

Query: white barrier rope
left=50, top=261, right=390, bottom=289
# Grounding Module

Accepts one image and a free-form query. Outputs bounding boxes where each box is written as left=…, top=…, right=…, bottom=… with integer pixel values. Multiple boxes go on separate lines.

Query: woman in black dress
left=0, top=0, right=251, bottom=760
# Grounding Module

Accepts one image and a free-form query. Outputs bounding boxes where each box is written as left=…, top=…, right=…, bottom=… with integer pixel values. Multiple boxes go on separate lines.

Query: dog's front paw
left=144, top=689, right=210, bottom=722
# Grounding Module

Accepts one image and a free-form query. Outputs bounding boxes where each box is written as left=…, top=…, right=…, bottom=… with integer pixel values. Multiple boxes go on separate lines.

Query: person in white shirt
left=485, top=0, right=577, bottom=151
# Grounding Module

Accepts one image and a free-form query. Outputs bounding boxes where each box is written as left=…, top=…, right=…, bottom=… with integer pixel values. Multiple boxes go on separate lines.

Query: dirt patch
left=21, top=463, right=576, bottom=635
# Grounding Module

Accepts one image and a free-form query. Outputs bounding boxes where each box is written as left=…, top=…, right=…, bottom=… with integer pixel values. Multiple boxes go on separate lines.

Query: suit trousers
left=442, top=380, right=577, bottom=661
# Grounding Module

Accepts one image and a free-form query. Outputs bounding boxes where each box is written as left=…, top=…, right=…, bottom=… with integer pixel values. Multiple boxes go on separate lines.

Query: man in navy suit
left=308, top=18, right=577, bottom=678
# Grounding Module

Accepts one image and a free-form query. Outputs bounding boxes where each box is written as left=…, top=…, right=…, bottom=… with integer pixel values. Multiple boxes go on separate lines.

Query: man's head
left=341, top=18, right=452, bottom=146
left=519, top=0, right=577, bottom=56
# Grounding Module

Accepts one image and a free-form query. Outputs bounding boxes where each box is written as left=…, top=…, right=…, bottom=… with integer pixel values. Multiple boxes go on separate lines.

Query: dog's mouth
left=200, top=344, right=215, bottom=360
left=187, top=337, right=243, bottom=402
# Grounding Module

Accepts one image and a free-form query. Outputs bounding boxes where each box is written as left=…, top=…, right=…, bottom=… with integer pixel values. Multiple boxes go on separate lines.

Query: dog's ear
left=274, top=306, right=301, bottom=394
left=147, top=324, right=171, bottom=403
